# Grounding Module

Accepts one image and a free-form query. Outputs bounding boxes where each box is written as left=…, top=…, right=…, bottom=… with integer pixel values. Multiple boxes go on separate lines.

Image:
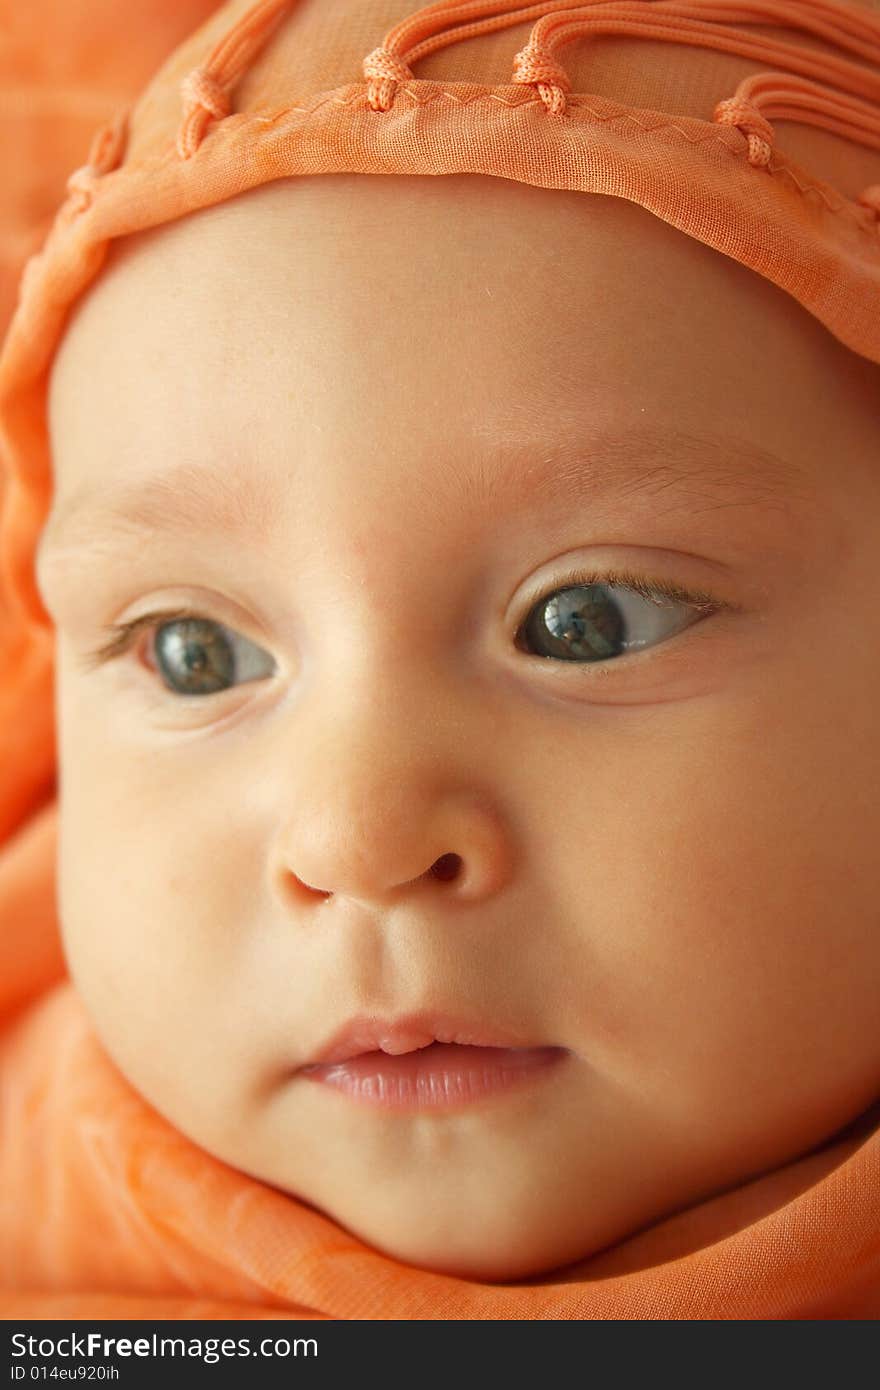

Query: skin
left=37, top=173, right=880, bottom=1281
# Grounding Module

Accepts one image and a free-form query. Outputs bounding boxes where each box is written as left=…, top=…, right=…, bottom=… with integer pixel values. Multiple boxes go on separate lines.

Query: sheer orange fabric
left=1, top=0, right=879, bottom=1318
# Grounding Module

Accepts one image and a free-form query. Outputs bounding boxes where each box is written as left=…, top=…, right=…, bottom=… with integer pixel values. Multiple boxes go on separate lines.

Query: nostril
left=430, top=853, right=462, bottom=882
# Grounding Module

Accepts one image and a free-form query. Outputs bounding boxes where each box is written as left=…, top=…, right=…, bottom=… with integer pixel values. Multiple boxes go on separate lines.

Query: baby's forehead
left=50, top=171, right=763, bottom=417
left=47, top=172, right=880, bottom=540
left=73, top=171, right=746, bottom=339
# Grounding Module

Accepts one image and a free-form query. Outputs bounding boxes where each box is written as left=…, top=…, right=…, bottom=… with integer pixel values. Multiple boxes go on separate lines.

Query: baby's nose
left=296, top=850, right=464, bottom=900
left=263, top=654, right=516, bottom=912
left=271, top=711, right=511, bottom=906
left=273, top=774, right=511, bottom=911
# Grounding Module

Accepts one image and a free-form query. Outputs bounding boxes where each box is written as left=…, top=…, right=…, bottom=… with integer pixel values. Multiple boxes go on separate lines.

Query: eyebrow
left=36, top=423, right=810, bottom=570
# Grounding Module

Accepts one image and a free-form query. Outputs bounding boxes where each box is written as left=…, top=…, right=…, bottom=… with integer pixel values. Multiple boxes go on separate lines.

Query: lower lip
left=299, top=1042, right=569, bottom=1110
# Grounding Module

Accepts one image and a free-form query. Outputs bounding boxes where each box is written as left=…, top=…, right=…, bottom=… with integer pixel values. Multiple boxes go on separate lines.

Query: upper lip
left=301, top=1012, right=541, bottom=1068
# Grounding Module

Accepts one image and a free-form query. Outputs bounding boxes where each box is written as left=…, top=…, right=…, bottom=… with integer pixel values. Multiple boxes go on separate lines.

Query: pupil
left=526, top=584, right=626, bottom=662
left=155, top=619, right=235, bottom=694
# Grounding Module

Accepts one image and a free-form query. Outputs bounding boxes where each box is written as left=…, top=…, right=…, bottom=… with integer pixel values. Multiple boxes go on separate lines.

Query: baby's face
left=38, top=173, right=880, bottom=1281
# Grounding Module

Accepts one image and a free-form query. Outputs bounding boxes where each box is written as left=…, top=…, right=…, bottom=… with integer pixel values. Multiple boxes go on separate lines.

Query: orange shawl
left=2, top=0, right=879, bottom=1318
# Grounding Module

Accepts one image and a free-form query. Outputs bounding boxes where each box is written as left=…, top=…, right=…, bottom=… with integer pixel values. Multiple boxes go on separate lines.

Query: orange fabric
left=1, top=0, right=880, bottom=1319
left=0, top=0, right=222, bottom=340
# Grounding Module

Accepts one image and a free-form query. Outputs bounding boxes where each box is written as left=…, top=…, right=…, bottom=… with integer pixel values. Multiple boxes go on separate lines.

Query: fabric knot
left=180, top=67, right=232, bottom=122
left=856, top=184, right=880, bottom=219
left=362, top=46, right=414, bottom=112
left=363, top=46, right=413, bottom=85
left=87, top=107, right=129, bottom=175
left=713, top=97, right=775, bottom=168
left=60, top=107, right=129, bottom=217
left=64, top=163, right=101, bottom=214
left=511, top=42, right=571, bottom=116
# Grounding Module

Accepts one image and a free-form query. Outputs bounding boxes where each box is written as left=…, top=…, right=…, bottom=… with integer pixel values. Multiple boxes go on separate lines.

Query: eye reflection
left=152, top=618, right=274, bottom=696
left=516, top=580, right=702, bottom=663
left=87, top=567, right=724, bottom=696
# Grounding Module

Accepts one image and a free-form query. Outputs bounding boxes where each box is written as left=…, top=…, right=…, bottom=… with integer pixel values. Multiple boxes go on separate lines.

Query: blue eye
left=515, top=571, right=722, bottom=665
left=152, top=617, right=274, bottom=696
left=84, top=568, right=727, bottom=696
left=83, top=609, right=276, bottom=697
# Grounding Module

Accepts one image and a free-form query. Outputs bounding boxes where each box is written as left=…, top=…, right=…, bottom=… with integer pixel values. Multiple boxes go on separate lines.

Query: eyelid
left=517, top=564, right=735, bottom=620
left=82, top=565, right=737, bottom=679
left=82, top=605, right=211, bottom=673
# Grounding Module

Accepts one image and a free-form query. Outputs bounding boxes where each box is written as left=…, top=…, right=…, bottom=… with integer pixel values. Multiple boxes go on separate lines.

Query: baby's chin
left=150, top=1077, right=688, bottom=1284
left=229, top=1147, right=615, bottom=1282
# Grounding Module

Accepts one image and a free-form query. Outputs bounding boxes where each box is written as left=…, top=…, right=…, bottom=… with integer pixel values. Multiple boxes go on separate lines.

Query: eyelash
left=81, top=567, right=728, bottom=676
left=526, top=565, right=723, bottom=617
left=82, top=604, right=204, bottom=673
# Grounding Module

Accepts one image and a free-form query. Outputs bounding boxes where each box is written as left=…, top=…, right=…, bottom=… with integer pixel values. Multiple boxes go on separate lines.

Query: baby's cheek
left=55, top=665, right=266, bottom=1126
left=671, top=697, right=877, bottom=1105
left=56, top=785, right=208, bottom=1120
left=600, top=681, right=866, bottom=1053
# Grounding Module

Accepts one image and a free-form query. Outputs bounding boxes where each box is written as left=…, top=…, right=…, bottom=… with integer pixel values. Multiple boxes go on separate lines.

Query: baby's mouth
left=299, top=1041, right=569, bottom=1110
left=298, top=1012, right=569, bottom=1110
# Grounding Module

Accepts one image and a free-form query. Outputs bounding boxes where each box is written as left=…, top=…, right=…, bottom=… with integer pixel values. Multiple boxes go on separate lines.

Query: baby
left=31, top=168, right=880, bottom=1284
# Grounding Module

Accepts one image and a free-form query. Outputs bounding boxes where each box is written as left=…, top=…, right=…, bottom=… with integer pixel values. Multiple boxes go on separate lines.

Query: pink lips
left=298, top=1013, right=569, bottom=1110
